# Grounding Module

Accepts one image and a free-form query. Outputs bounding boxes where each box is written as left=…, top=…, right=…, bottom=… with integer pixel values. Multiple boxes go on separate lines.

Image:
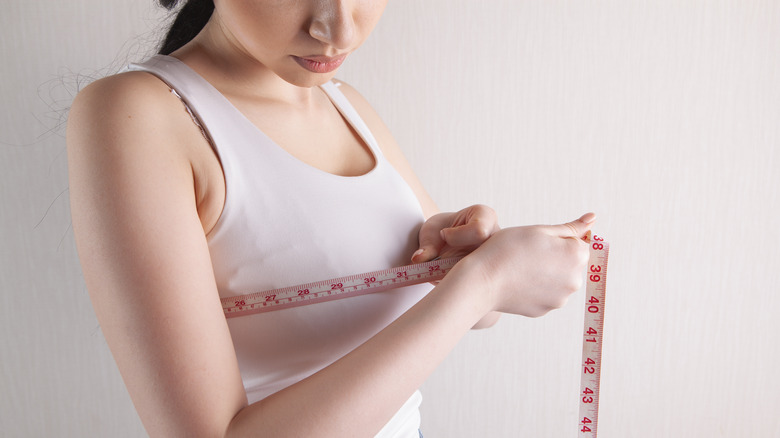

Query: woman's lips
left=292, top=54, right=347, bottom=73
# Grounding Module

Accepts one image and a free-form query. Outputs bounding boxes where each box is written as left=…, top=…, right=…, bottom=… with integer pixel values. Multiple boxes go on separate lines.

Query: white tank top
left=127, top=55, right=430, bottom=437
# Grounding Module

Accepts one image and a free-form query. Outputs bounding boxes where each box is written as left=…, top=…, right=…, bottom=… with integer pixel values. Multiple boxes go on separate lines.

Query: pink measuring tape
left=578, top=234, right=609, bottom=437
left=220, top=235, right=610, bottom=436
left=220, top=257, right=461, bottom=317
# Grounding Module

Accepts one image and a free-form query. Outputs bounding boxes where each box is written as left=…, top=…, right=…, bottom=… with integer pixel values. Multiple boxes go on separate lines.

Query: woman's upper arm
left=335, top=81, right=439, bottom=219
left=67, top=74, right=246, bottom=437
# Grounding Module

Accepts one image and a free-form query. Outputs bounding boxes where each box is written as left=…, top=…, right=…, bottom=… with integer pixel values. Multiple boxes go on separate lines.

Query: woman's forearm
left=225, top=260, right=487, bottom=437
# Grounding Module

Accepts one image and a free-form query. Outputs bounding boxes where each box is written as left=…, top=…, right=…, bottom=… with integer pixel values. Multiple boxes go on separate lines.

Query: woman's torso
left=124, top=55, right=430, bottom=438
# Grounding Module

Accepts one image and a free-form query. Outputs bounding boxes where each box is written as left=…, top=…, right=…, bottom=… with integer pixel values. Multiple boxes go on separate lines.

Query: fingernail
left=581, top=212, right=596, bottom=224
left=412, top=248, right=424, bottom=260
left=440, top=229, right=447, bottom=241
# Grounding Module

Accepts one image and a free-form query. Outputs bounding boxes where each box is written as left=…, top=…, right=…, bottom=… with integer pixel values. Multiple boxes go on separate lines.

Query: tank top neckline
left=149, top=54, right=382, bottom=180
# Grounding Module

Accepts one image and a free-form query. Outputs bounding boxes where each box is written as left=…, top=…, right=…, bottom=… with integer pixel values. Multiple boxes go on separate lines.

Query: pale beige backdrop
left=2, top=1, right=778, bottom=437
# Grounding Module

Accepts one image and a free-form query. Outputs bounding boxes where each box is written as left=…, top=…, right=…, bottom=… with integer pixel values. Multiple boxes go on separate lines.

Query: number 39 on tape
left=578, top=235, right=609, bottom=437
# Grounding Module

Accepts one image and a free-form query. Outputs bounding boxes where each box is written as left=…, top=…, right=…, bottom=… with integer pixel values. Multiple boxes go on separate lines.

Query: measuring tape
left=578, top=235, right=609, bottom=437
left=220, top=257, right=461, bottom=317
left=220, top=234, right=610, bottom=437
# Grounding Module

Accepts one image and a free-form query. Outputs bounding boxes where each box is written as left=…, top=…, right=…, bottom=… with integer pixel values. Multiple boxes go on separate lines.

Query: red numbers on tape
left=220, top=257, right=462, bottom=317
left=578, top=235, right=609, bottom=438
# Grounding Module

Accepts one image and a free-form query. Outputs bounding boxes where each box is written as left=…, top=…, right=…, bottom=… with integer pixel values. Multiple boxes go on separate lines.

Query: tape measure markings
left=221, top=257, right=461, bottom=317
left=578, top=235, right=609, bottom=438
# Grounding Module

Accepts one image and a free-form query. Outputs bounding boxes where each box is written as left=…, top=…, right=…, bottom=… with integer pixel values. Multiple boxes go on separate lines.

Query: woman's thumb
left=558, top=212, right=596, bottom=240
left=411, top=226, right=445, bottom=263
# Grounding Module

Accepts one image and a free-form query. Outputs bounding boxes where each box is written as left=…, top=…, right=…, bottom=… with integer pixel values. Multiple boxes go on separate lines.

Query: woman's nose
left=308, top=0, right=355, bottom=50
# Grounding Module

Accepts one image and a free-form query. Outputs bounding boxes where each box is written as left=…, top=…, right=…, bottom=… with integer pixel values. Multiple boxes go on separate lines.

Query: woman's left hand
left=413, top=205, right=502, bottom=329
left=412, top=204, right=500, bottom=263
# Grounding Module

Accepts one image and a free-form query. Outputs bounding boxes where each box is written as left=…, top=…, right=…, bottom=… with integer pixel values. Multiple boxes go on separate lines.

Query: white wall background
left=2, top=1, right=778, bottom=437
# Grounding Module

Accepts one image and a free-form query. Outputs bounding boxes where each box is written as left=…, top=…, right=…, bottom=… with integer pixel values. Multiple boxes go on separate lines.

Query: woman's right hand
left=454, top=213, right=595, bottom=318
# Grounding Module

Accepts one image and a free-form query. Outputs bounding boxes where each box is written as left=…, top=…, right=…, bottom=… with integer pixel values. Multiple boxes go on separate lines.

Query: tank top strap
left=318, top=81, right=386, bottom=161
left=124, top=55, right=257, bottom=194
left=124, top=56, right=224, bottom=117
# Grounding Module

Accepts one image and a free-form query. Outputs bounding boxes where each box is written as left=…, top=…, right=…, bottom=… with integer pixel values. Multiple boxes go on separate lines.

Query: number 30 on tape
left=578, top=235, right=609, bottom=437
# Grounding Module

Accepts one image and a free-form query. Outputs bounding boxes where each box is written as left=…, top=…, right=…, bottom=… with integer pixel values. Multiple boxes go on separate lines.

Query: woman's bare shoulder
left=69, top=70, right=181, bottom=133
left=67, top=69, right=200, bottom=172
left=71, top=70, right=175, bottom=110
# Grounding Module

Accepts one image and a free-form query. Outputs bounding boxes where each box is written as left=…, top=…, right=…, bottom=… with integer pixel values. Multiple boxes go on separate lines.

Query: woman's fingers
left=554, top=212, right=596, bottom=240
left=440, top=220, right=494, bottom=247
left=412, top=205, right=500, bottom=263
left=412, top=214, right=450, bottom=263
left=441, top=205, right=498, bottom=246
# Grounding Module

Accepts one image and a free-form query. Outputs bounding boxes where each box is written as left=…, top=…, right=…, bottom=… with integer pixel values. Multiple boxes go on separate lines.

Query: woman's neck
left=171, top=16, right=320, bottom=108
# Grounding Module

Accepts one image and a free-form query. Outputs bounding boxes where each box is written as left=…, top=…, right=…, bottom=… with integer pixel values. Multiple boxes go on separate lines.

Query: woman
left=67, top=0, right=593, bottom=436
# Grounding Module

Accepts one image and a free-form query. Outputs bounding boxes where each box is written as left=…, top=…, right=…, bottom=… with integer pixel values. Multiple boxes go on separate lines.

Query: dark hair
left=158, top=0, right=215, bottom=55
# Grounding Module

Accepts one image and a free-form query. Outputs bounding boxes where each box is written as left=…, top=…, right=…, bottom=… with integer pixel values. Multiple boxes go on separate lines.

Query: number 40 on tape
left=578, top=235, right=609, bottom=437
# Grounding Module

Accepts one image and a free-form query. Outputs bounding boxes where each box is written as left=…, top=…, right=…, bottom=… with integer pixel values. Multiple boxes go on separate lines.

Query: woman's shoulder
left=67, top=69, right=200, bottom=184
left=70, top=70, right=182, bottom=129
left=67, top=69, right=199, bottom=158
